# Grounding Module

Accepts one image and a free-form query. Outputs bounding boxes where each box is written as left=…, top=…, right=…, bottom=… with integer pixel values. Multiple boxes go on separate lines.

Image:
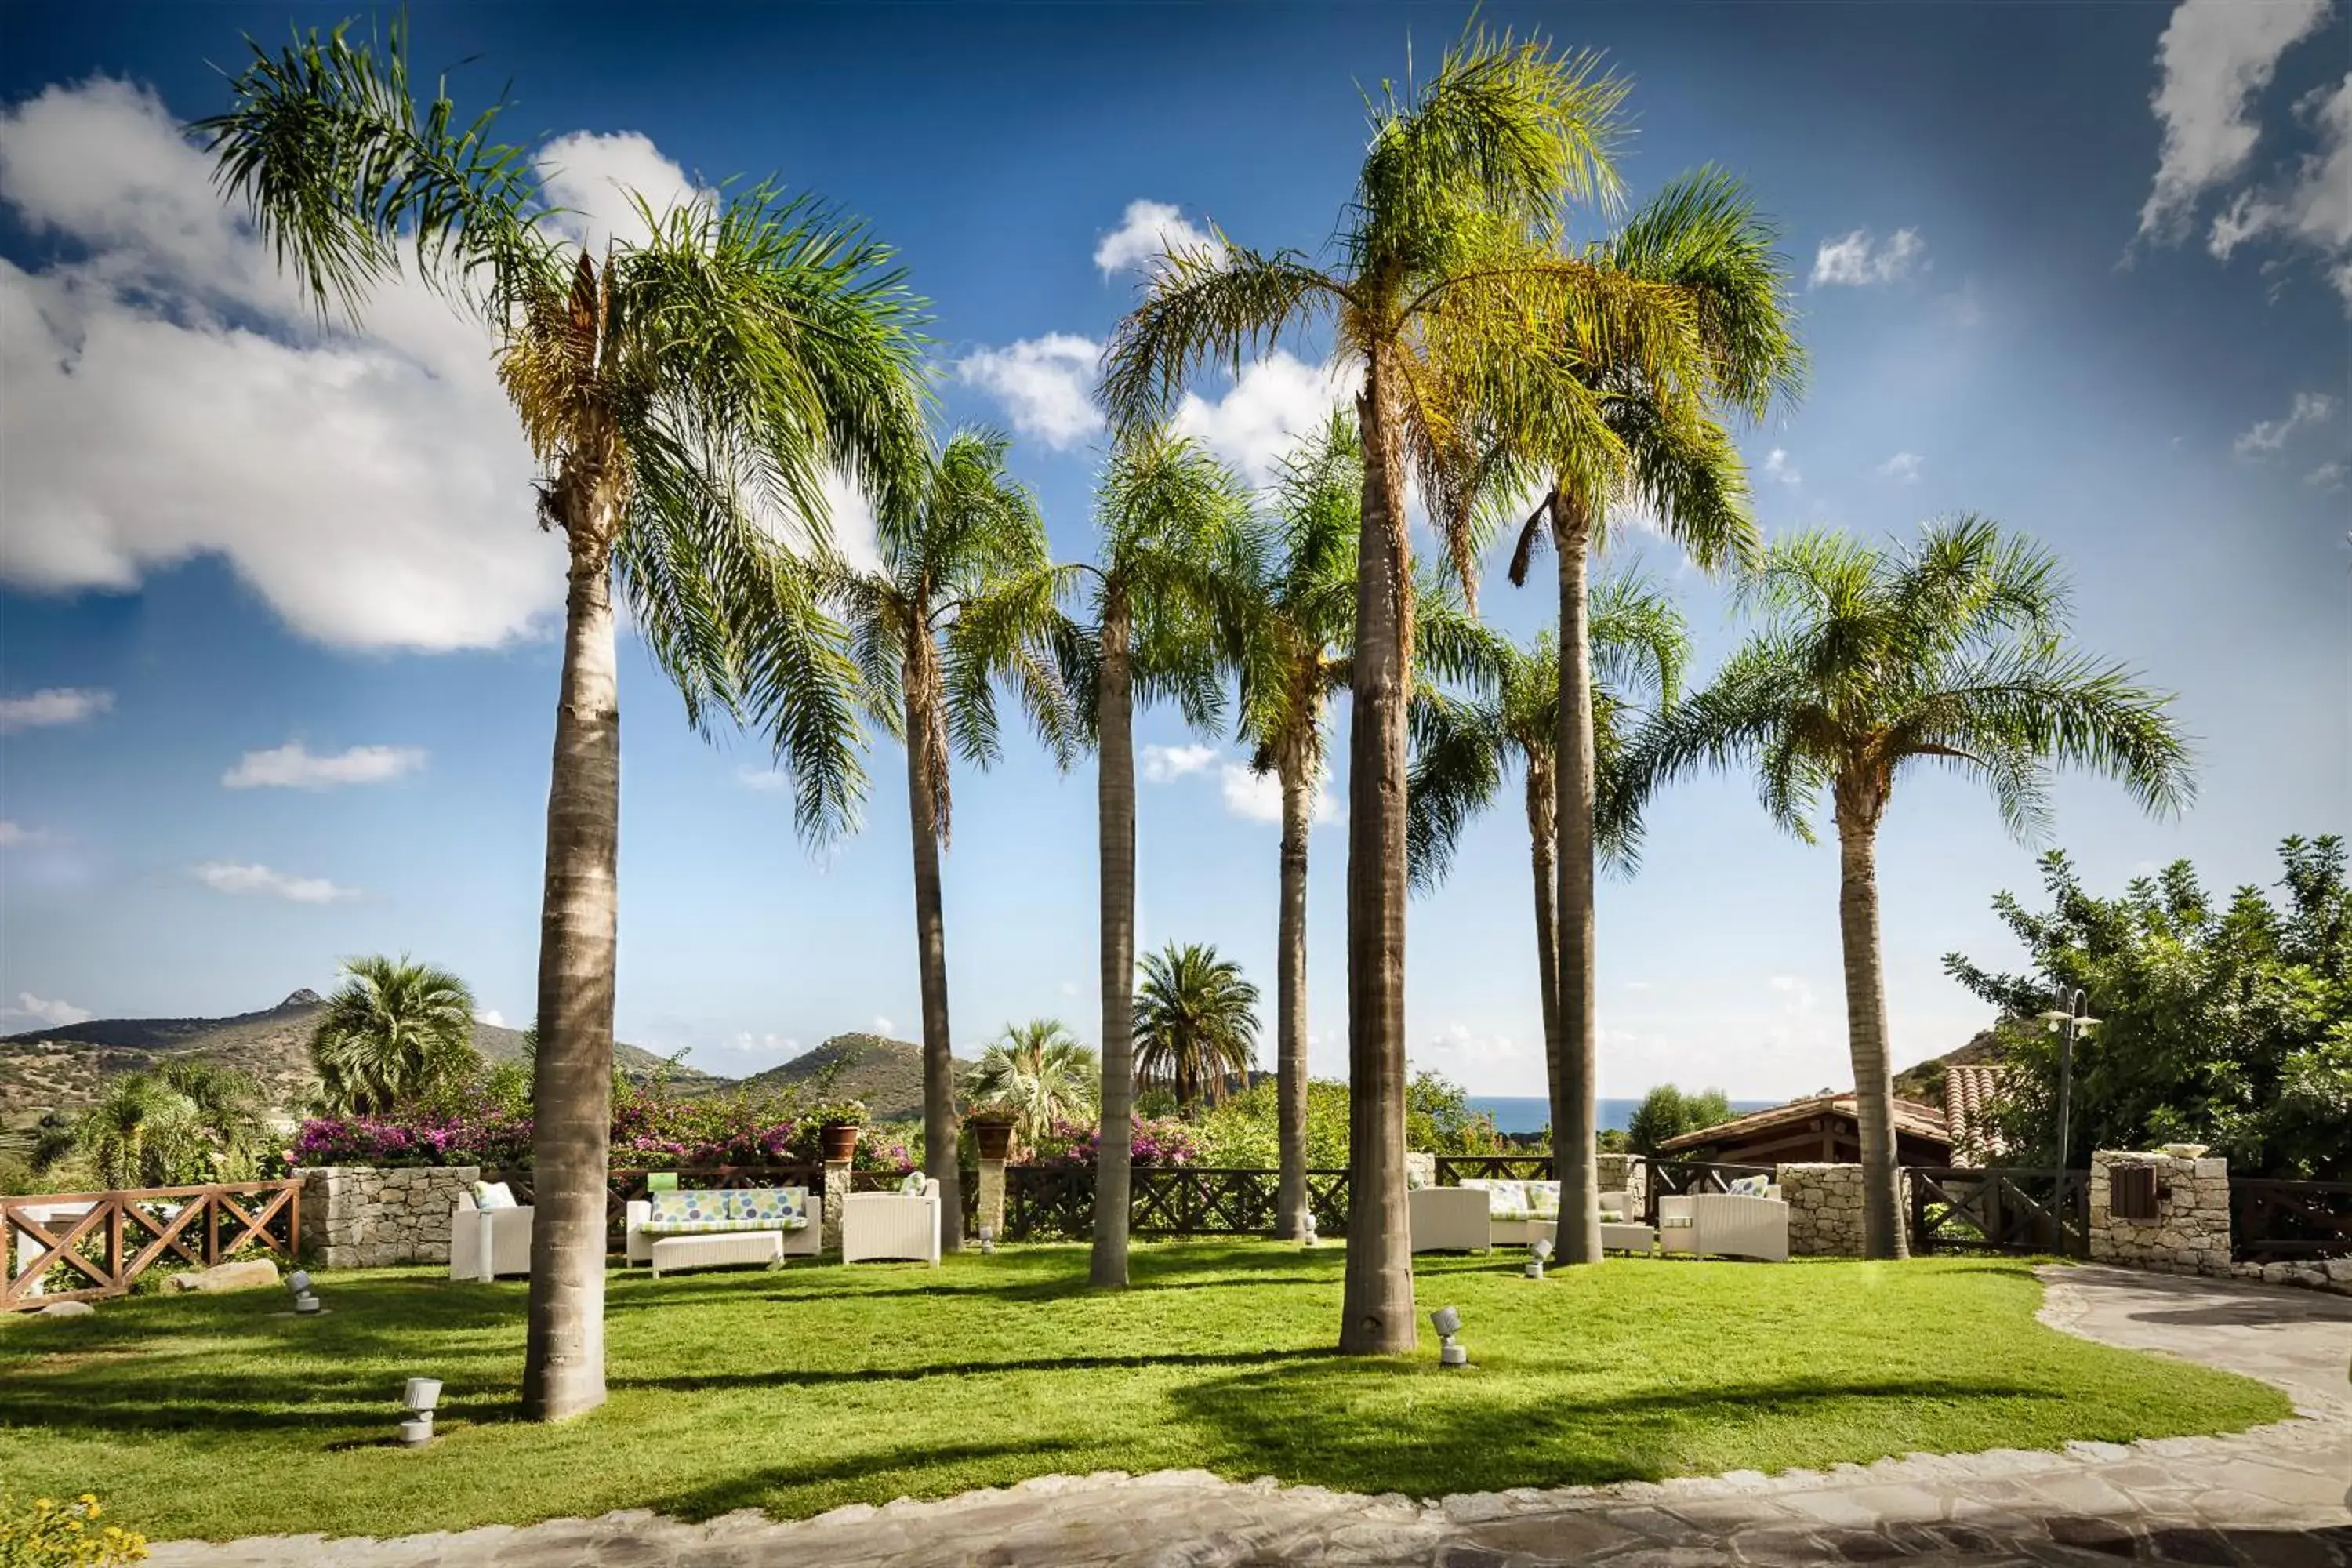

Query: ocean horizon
left=1468, top=1095, right=1778, bottom=1137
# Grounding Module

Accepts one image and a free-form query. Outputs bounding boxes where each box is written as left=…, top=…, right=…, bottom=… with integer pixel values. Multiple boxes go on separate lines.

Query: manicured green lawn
left=0, top=1243, right=2288, bottom=1542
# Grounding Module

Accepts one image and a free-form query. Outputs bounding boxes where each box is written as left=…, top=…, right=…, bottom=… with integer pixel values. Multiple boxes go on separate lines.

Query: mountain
left=0, top=990, right=701, bottom=1127
left=734, top=1033, right=970, bottom=1122
left=1893, top=1024, right=2013, bottom=1107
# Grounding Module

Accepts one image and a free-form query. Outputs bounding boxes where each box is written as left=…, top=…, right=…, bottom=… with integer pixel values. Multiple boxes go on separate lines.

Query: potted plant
left=814, top=1098, right=869, bottom=1162
left=967, top=1103, right=1018, bottom=1163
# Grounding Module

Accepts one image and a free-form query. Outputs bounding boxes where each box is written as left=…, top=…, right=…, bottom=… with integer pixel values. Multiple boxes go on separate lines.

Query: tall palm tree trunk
left=1525, top=760, right=1563, bottom=1155
left=1091, top=603, right=1137, bottom=1287
left=1341, top=360, right=1415, bottom=1355
left=904, top=681, right=964, bottom=1252
left=1550, top=492, right=1603, bottom=1265
left=1835, top=803, right=1907, bottom=1259
left=524, top=523, right=619, bottom=1422
left=1274, top=746, right=1313, bottom=1240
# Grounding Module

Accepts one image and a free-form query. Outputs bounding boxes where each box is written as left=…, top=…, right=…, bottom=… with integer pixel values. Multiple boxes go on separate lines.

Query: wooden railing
left=1433, top=1154, right=1555, bottom=1184
left=1642, top=1160, right=1774, bottom=1224
left=2231, top=1177, right=2352, bottom=1261
left=1907, top=1167, right=2088, bottom=1258
left=3, top=1180, right=301, bottom=1310
left=997, top=1164, right=1352, bottom=1241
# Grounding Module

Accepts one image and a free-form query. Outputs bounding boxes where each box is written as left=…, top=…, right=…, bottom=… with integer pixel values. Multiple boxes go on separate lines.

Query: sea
left=1468, top=1096, right=1777, bottom=1136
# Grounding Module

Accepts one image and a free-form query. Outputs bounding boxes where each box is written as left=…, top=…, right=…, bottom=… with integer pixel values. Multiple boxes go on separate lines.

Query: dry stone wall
left=299, top=1164, right=477, bottom=1269
left=2088, top=1149, right=2231, bottom=1279
left=1776, top=1163, right=1912, bottom=1257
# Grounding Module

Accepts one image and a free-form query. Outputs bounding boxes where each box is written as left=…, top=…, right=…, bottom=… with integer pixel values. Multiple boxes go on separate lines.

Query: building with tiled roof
left=1657, top=1091, right=1953, bottom=1167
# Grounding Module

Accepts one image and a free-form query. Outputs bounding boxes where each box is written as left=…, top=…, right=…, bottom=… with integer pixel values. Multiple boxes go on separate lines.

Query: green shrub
left=0, top=1491, right=147, bottom=1566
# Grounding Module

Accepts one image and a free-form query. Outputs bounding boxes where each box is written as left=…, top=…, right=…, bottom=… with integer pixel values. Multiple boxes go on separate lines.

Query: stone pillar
left=295, top=1164, right=478, bottom=1269
left=1405, top=1150, right=1437, bottom=1189
left=1595, top=1153, right=1646, bottom=1213
left=822, top=1160, right=851, bottom=1254
left=2089, top=1149, right=2232, bottom=1278
left=975, top=1156, right=1007, bottom=1240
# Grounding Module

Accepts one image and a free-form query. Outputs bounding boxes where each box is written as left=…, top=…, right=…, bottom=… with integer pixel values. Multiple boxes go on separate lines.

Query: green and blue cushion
left=897, top=1170, right=927, bottom=1198
left=641, top=1185, right=809, bottom=1235
left=1726, top=1175, right=1772, bottom=1199
left=470, top=1181, right=518, bottom=1210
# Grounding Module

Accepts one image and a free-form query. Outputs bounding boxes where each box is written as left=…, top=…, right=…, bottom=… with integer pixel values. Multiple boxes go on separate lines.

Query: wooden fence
left=2231, top=1177, right=2352, bottom=1261
left=1000, top=1165, right=1350, bottom=1240
left=1907, top=1167, right=2089, bottom=1257
left=1433, top=1153, right=1554, bottom=1184
left=1642, top=1159, right=1775, bottom=1225
left=3, top=1180, right=302, bottom=1310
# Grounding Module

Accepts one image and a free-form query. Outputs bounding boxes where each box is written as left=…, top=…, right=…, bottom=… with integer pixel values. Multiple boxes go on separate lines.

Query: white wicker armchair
left=1657, top=1191, right=1789, bottom=1262
left=449, top=1193, right=532, bottom=1280
left=842, top=1178, right=942, bottom=1265
left=1408, top=1186, right=1491, bottom=1253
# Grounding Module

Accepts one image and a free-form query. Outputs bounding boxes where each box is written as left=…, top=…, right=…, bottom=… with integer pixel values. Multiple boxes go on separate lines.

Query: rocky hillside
left=1893, top=1023, right=2013, bottom=1107
left=735, top=1033, right=972, bottom=1123
left=0, top=991, right=699, bottom=1127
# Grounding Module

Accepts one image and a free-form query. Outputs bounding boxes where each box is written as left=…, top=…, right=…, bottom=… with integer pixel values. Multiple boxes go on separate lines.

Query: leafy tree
left=1623, top=1083, right=1736, bottom=1157
left=1944, top=837, right=2351, bottom=1179
left=1622, top=519, right=2194, bottom=1257
left=829, top=430, right=1073, bottom=1250
left=1133, top=942, right=1264, bottom=1116
left=44, top=1061, right=269, bottom=1190
left=1491, top=168, right=1801, bottom=1265
left=966, top=1020, right=1100, bottom=1152
left=1069, top=431, right=1247, bottom=1285
left=1195, top=1072, right=1505, bottom=1167
left=1102, top=27, right=1658, bottom=1352
left=1407, top=575, right=1689, bottom=1168
left=204, top=24, right=926, bottom=1418
left=310, top=955, right=480, bottom=1115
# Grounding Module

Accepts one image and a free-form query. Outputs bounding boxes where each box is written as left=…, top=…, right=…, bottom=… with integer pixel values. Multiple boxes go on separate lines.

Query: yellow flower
left=78, top=1494, right=96, bottom=1504
left=34, top=1498, right=54, bottom=1511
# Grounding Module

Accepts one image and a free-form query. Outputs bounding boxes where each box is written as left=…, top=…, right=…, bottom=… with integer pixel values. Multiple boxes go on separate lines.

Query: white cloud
left=0, top=80, right=724, bottom=652
left=0, top=821, right=50, bottom=848
left=736, top=765, right=791, bottom=792
left=2234, top=391, right=2336, bottom=454
left=1762, top=448, right=1801, bottom=485
left=191, top=861, right=355, bottom=903
left=1218, top=763, right=1338, bottom=826
left=872, top=1014, right=896, bottom=1036
left=1058, top=980, right=1081, bottom=998
left=223, top=742, right=426, bottom=790
left=1094, top=198, right=1214, bottom=277
left=2204, top=75, right=2352, bottom=307
left=814, top=469, right=884, bottom=574
left=0, top=687, right=113, bottom=732
left=1810, top=227, right=1926, bottom=287
left=1422, top=1022, right=1529, bottom=1067
left=2136, top=0, right=2333, bottom=244
left=2307, top=459, right=2347, bottom=490
left=1142, top=742, right=1219, bottom=782
left=1172, top=353, right=1353, bottom=487
left=3, top=992, right=93, bottom=1028
left=955, top=334, right=1104, bottom=449
left=474, top=1009, right=506, bottom=1029
left=533, top=130, right=711, bottom=257
left=729, top=1031, right=800, bottom=1055
left=1877, top=452, right=1923, bottom=483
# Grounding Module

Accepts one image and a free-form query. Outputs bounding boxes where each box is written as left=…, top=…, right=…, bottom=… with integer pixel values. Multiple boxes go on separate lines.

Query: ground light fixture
left=1301, top=1212, right=1318, bottom=1248
left=287, top=1269, right=320, bottom=1315
left=398, top=1377, right=441, bottom=1449
left=978, top=1225, right=996, bottom=1255
left=1430, top=1305, right=1467, bottom=1367
left=1526, top=1237, right=1554, bottom=1280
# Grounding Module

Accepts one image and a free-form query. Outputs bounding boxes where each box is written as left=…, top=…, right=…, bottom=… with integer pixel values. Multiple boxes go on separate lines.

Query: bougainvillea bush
left=293, top=1083, right=911, bottom=1171
left=1014, top=1116, right=1200, bottom=1169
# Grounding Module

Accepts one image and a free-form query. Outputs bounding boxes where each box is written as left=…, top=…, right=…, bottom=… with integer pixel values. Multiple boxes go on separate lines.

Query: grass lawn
left=0, top=1243, right=2289, bottom=1542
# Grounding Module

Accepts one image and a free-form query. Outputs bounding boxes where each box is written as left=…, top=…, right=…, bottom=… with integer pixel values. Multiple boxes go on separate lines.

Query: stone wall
left=2088, top=1149, right=2231, bottom=1279
left=1776, top=1163, right=1912, bottom=1257
left=298, top=1164, right=477, bottom=1269
left=1596, top=1154, right=1647, bottom=1214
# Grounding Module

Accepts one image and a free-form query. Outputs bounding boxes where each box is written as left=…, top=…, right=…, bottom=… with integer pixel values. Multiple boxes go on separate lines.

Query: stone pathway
left=152, top=1265, right=2351, bottom=1566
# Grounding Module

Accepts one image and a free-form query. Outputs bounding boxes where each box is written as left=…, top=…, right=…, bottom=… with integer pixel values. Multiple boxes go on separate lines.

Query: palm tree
left=1490, top=169, right=1802, bottom=1265
left=202, top=24, right=927, bottom=1418
left=1102, top=29, right=1682, bottom=1352
left=1621, top=518, right=2194, bottom=1257
left=829, top=430, right=1073, bottom=1250
left=1134, top=943, right=1264, bottom=1115
left=310, top=955, right=480, bottom=1114
left=1406, top=576, right=1690, bottom=1113
left=49, top=1062, right=267, bottom=1190
left=965, top=1020, right=1098, bottom=1152
left=1069, top=430, right=1247, bottom=1287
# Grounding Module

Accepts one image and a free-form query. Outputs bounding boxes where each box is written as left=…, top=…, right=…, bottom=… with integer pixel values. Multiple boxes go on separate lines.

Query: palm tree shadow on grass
left=613, top=1345, right=1340, bottom=1394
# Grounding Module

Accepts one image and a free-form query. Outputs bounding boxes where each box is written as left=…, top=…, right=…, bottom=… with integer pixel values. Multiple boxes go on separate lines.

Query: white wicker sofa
left=842, top=1176, right=941, bottom=1265
left=626, top=1185, right=818, bottom=1277
left=1658, top=1189, right=1790, bottom=1262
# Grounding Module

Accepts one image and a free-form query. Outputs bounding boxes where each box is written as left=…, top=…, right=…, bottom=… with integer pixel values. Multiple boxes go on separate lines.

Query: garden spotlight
left=398, top=1377, right=441, bottom=1449
left=287, top=1269, right=320, bottom=1316
left=1526, top=1237, right=1554, bottom=1280
left=1430, top=1305, right=1467, bottom=1367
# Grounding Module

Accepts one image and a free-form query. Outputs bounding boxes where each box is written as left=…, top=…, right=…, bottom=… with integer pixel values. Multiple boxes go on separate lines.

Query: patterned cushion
left=1599, top=1209, right=1624, bottom=1223
left=471, top=1181, right=517, bottom=1210
left=1483, top=1181, right=1530, bottom=1221
left=645, top=1171, right=680, bottom=1193
left=648, top=1189, right=723, bottom=1226
left=1405, top=1163, right=1428, bottom=1191
left=728, top=1187, right=806, bottom=1225
left=641, top=1216, right=810, bottom=1236
left=1526, top=1181, right=1561, bottom=1219
left=1726, top=1175, right=1771, bottom=1199
left=898, top=1170, right=927, bottom=1198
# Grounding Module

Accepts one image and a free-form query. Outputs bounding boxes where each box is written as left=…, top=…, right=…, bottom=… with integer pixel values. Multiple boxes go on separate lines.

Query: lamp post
left=2035, top=988, right=2099, bottom=1171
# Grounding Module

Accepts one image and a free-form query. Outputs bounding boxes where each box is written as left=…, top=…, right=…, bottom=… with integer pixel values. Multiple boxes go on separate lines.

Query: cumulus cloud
left=1094, top=198, right=1214, bottom=276
left=2307, top=459, right=2347, bottom=490
left=3, top=993, right=93, bottom=1028
left=1877, top=452, right=1923, bottom=483
left=223, top=742, right=426, bottom=790
left=534, top=130, right=713, bottom=256
left=1421, top=1022, right=1529, bottom=1068
left=191, top=861, right=356, bottom=903
left=2204, top=75, right=2352, bottom=306
left=1172, top=352, right=1353, bottom=487
left=1141, top=742, right=1219, bottom=782
left=1762, top=448, right=1801, bottom=485
left=0, top=821, right=49, bottom=848
left=1218, top=763, right=1338, bottom=826
left=1810, top=227, right=1926, bottom=286
left=474, top=1009, right=507, bottom=1029
left=955, top=334, right=1104, bottom=449
left=2136, top=0, right=2333, bottom=243
left=2234, top=391, right=2336, bottom=454
left=0, top=80, right=735, bottom=651
left=872, top=1015, right=896, bottom=1036
left=0, top=687, right=113, bottom=732
left=736, top=765, right=791, bottom=792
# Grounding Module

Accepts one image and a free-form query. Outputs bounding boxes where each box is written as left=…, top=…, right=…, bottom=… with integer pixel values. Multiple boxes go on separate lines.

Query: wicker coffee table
left=648, top=1229, right=783, bottom=1278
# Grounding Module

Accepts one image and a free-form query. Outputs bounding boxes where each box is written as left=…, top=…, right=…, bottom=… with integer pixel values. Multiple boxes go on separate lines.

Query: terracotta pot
left=972, top=1121, right=1016, bottom=1162
left=820, top=1123, right=861, bottom=1163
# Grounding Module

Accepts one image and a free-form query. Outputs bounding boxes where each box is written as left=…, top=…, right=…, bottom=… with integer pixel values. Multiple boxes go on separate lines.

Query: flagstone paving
left=151, top=1265, right=2350, bottom=1566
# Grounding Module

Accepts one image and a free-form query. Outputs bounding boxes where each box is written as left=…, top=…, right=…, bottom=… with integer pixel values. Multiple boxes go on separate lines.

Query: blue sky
left=2, top=2, right=2345, bottom=1100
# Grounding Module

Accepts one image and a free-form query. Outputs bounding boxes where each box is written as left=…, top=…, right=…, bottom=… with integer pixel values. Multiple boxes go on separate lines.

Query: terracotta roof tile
left=1657, top=1091, right=1950, bottom=1155
left=1943, top=1063, right=2013, bottom=1163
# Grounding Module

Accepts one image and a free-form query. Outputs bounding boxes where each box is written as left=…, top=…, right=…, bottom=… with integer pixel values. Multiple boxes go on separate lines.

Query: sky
left=1, top=1, right=2346, bottom=1102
